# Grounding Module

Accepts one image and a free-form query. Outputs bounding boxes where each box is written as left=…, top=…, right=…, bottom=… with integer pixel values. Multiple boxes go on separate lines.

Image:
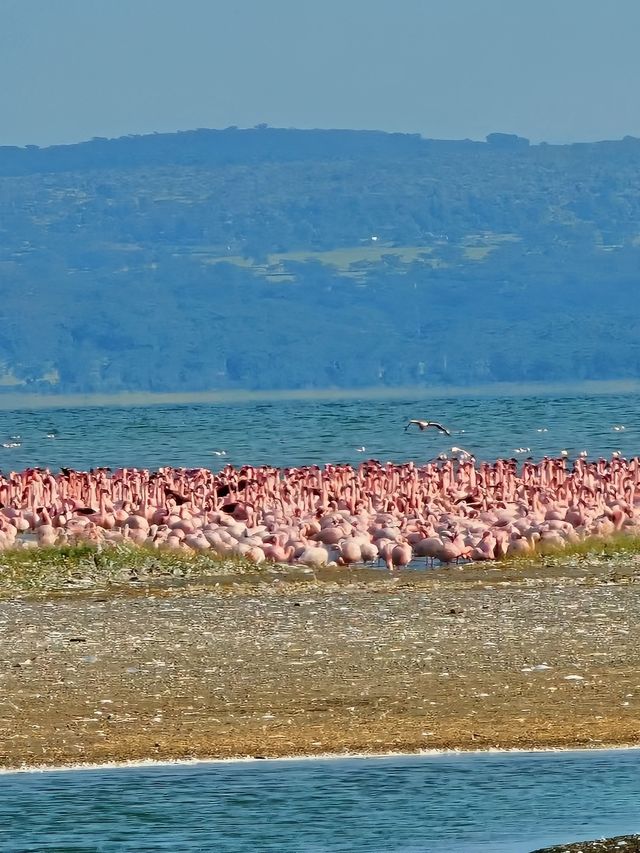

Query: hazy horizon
left=2, top=0, right=640, bottom=148
left=4, top=122, right=640, bottom=152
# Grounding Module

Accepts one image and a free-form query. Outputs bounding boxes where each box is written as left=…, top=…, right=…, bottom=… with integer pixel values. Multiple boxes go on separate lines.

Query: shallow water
left=0, top=391, right=636, bottom=471
left=2, top=751, right=640, bottom=852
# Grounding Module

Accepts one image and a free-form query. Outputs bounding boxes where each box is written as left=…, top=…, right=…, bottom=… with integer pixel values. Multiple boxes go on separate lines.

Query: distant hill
left=1, top=126, right=639, bottom=394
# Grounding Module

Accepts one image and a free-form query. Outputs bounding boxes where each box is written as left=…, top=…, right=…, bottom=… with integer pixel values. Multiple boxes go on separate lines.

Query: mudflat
left=1, top=556, right=640, bottom=768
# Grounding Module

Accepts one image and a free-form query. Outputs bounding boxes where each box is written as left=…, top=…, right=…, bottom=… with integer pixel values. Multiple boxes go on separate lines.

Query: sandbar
left=1, top=556, right=640, bottom=769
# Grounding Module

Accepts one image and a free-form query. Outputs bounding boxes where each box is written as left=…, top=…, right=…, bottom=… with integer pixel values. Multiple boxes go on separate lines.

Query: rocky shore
left=1, top=548, right=640, bottom=767
left=531, top=834, right=640, bottom=852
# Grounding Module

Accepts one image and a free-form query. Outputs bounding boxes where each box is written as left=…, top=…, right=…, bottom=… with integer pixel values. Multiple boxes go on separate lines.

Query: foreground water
left=1, top=751, right=639, bottom=852
left=0, top=389, right=637, bottom=471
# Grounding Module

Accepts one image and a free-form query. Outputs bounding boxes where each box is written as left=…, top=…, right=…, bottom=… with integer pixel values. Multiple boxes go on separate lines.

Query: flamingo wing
left=428, top=421, right=452, bottom=436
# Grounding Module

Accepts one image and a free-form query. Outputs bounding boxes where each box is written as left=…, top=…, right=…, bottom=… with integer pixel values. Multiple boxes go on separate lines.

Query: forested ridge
left=1, top=126, right=639, bottom=394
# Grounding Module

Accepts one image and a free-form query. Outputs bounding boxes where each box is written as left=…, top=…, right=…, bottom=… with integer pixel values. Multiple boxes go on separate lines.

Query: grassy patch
left=500, top=534, right=640, bottom=568
left=462, top=232, right=520, bottom=261
left=202, top=244, right=436, bottom=275
left=1, top=534, right=640, bottom=599
left=463, top=246, right=493, bottom=260
left=199, top=233, right=520, bottom=277
left=0, top=545, right=258, bottom=597
left=269, top=245, right=435, bottom=269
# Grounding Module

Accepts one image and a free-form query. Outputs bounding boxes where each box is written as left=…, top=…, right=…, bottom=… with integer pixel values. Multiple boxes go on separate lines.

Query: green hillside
left=0, top=127, right=639, bottom=393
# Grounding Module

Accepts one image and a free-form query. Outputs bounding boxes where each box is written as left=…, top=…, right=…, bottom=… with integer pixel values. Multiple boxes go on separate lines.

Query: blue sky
left=1, top=0, right=639, bottom=147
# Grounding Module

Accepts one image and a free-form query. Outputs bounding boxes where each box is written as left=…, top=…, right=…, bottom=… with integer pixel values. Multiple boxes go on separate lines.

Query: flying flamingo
left=404, top=420, right=451, bottom=436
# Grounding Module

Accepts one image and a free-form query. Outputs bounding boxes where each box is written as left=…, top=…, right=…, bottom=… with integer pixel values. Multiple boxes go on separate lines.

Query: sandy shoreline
left=3, top=743, right=640, bottom=776
left=0, top=377, right=638, bottom=410
left=1, top=556, right=640, bottom=770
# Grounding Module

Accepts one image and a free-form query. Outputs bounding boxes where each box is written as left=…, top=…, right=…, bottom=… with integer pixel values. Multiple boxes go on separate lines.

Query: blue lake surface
left=0, top=390, right=637, bottom=471
left=1, top=751, right=639, bottom=852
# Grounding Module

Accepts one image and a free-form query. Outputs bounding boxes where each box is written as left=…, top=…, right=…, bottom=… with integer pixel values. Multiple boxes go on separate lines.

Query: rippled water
left=2, top=751, right=640, bottom=852
left=0, top=391, right=637, bottom=471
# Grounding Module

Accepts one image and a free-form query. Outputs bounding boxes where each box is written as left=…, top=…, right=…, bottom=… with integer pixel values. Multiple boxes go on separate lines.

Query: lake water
left=2, top=750, right=640, bottom=852
left=0, top=390, right=637, bottom=472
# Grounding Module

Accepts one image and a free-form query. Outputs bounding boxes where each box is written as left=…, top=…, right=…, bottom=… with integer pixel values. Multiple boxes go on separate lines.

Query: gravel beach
left=1, top=555, right=640, bottom=768
left=531, top=835, right=640, bottom=852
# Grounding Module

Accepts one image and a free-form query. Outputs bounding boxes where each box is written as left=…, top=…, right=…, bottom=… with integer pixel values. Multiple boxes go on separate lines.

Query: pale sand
left=3, top=745, right=640, bottom=776
left=1, top=556, right=640, bottom=769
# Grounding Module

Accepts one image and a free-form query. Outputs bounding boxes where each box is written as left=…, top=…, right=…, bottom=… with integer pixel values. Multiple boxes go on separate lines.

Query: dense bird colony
left=0, top=455, right=638, bottom=566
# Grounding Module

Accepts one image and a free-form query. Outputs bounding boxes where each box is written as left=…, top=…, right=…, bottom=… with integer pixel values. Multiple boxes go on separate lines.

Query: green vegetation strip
left=0, top=545, right=258, bottom=597
left=0, top=535, right=640, bottom=598
left=514, top=534, right=640, bottom=563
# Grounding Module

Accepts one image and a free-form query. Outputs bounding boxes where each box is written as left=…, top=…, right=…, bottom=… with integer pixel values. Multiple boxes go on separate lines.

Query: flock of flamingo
left=0, top=415, right=637, bottom=566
